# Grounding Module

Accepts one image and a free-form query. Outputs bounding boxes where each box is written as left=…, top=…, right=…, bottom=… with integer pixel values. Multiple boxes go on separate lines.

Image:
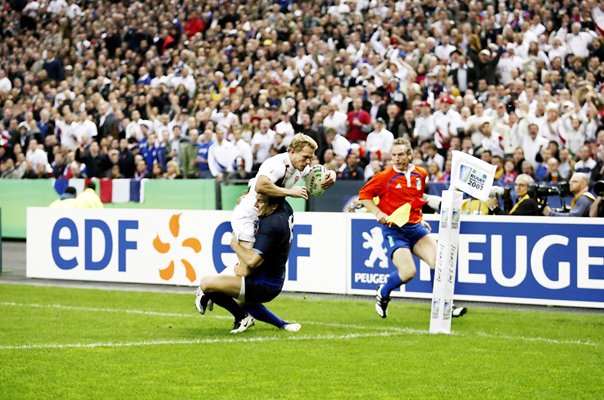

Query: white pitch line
left=0, top=301, right=198, bottom=319
left=0, top=301, right=407, bottom=332
left=0, top=331, right=409, bottom=351
left=0, top=301, right=596, bottom=348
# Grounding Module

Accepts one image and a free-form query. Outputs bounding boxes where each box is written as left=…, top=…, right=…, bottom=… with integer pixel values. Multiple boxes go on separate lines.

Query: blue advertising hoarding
left=350, top=215, right=604, bottom=308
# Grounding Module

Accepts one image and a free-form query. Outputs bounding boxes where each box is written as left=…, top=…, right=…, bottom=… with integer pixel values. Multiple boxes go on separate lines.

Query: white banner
left=450, top=151, right=496, bottom=202
left=25, top=208, right=604, bottom=309
left=26, top=208, right=347, bottom=294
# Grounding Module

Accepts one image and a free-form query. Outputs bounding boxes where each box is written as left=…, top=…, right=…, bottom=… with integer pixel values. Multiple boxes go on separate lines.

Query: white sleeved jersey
left=241, top=153, right=310, bottom=208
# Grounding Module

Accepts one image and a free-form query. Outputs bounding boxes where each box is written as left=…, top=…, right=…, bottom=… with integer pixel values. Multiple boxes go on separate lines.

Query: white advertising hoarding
left=26, top=208, right=604, bottom=308
left=26, top=208, right=348, bottom=294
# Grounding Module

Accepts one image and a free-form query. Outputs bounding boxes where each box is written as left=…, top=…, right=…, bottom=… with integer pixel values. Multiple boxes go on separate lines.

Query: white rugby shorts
left=231, top=197, right=258, bottom=243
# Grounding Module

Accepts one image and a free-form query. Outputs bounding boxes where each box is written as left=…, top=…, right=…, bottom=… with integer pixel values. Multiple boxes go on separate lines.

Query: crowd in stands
left=1, top=0, right=604, bottom=199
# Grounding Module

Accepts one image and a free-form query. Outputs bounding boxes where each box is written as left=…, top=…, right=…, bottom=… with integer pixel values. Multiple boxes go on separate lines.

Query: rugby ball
left=305, top=165, right=327, bottom=196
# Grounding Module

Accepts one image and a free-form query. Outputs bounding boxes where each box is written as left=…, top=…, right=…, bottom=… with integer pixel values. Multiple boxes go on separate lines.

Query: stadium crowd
left=0, top=0, right=603, bottom=203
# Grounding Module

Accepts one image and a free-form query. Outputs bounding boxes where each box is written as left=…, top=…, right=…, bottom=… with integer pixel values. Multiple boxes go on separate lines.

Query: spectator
left=366, top=117, right=394, bottom=157
left=252, top=119, right=276, bottom=166
left=208, top=127, right=237, bottom=182
left=186, top=129, right=209, bottom=179
left=325, top=128, right=351, bottom=159
left=413, top=101, right=435, bottom=145
left=347, top=98, right=372, bottom=143
left=499, top=159, right=518, bottom=185
left=424, top=143, right=444, bottom=172
left=487, top=174, right=540, bottom=216
left=338, top=153, right=364, bottom=181
left=574, top=145, right=597, bottom=175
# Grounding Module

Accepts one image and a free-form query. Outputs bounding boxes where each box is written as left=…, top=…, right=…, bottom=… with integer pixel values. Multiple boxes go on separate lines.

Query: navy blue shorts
left=382, top=222, right=430, bottom=259
left=244, top=277, right=282, bottom=303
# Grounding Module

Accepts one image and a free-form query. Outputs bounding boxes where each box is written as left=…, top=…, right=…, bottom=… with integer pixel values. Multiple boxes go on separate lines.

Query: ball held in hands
left=305, top=164, right=327, bottom=196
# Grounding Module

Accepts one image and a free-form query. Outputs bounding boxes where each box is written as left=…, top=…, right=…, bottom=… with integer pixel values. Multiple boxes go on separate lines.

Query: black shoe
left=375, top=285, right=390, bottom=318
left=452, top=305, right=467, bottom=318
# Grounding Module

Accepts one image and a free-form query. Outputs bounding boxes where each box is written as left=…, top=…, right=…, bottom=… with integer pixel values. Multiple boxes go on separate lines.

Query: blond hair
left=289, top=133, right=318, bottom=152
left=392, top=137, right=413, bottom=156
left=167, top=160, right=180, bottom=176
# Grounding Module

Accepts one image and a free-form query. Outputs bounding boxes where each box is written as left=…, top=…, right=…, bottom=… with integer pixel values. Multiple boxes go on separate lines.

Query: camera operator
left=486, top=174, right=540, bottom=216
left=589, top=180, right=604, bottom=218
left=543, top=173, right=594, bottom=217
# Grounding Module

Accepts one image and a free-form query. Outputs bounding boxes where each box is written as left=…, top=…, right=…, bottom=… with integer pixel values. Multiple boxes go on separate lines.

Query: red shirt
left=358, top=165, right=428, bottom=224
left=185, top=18, right=205, bottom=37
left=347, top=109, right=371, bottom=142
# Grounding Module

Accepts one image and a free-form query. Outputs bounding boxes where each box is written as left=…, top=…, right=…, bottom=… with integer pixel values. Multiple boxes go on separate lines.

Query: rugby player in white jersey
left=196, top=133, right=336, bottom=332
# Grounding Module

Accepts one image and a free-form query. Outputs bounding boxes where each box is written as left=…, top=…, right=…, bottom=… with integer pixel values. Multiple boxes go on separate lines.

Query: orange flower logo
left=153, top=214, right=202, bottom=282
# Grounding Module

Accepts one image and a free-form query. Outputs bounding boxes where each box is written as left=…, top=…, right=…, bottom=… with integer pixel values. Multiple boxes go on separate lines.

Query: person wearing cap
left=413, top=100, right=436, bottom=144
left=366, top=117, right=394, bottom=156
left=496, top=44, right=524, bottom=85
left=432, top=96, right=462, bottom=152
left=468, top=45, right=504, bottom=87
left=274, top=109, right=295, bottom=147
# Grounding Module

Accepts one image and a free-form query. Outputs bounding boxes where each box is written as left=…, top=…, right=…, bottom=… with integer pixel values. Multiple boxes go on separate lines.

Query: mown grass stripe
left=0, top=301, right=595, bottom=347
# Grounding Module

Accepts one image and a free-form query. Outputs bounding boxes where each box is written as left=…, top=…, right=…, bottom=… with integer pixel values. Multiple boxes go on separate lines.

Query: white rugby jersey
left=240, top=153, right=310, bottom=209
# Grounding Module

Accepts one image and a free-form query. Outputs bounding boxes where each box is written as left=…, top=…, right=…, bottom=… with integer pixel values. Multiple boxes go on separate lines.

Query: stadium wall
left=26, top=208, right=604, bottom=308
left=0, top=180, right=308, bottom=238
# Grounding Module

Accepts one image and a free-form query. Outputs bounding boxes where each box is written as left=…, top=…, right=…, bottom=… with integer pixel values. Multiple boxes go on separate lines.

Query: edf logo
left=211, top=221, right=312, bottom=281
left=50, top=218, right=313, bottom=282
left=51, top=218, right=138, bottom=271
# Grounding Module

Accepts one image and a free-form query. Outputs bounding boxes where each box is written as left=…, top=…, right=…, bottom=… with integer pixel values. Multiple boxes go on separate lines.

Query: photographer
left=487, top=174, right=540, bottom=216
left=543, top=173, right=594, bottom=217
left=589, top=181, right=604, bottom=218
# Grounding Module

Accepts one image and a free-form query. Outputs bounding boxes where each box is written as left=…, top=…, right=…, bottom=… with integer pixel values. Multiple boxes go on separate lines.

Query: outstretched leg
left=243, top=303, right=301, bottom=332
left=375, top=247, right=416, bottom=318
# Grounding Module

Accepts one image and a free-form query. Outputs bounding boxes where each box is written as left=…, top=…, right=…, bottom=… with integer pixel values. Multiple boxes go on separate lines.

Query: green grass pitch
left=0, top=284, right=602, bottom=399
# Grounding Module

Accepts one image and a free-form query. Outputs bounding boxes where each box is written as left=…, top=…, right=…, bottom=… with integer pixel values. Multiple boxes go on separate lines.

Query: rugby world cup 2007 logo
left=459, top=164, right=487, bottom=191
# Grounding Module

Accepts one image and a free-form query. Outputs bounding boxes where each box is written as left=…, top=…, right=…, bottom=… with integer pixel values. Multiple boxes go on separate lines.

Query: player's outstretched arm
left=423, top=194, right=442, bottom=211
left=256, top=175, right=309, bottom=199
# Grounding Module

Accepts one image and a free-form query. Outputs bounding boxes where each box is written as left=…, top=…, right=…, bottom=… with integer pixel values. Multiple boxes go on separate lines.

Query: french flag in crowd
left=53, top=178, right=143, bottom=203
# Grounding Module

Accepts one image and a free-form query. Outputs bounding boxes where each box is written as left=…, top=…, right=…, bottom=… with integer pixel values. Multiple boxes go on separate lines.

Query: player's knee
left=402, top=268, right=416, bottom=282
left=398, top=265, right=416, bottom=282
left=200, top=278, right=214, bottom=293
